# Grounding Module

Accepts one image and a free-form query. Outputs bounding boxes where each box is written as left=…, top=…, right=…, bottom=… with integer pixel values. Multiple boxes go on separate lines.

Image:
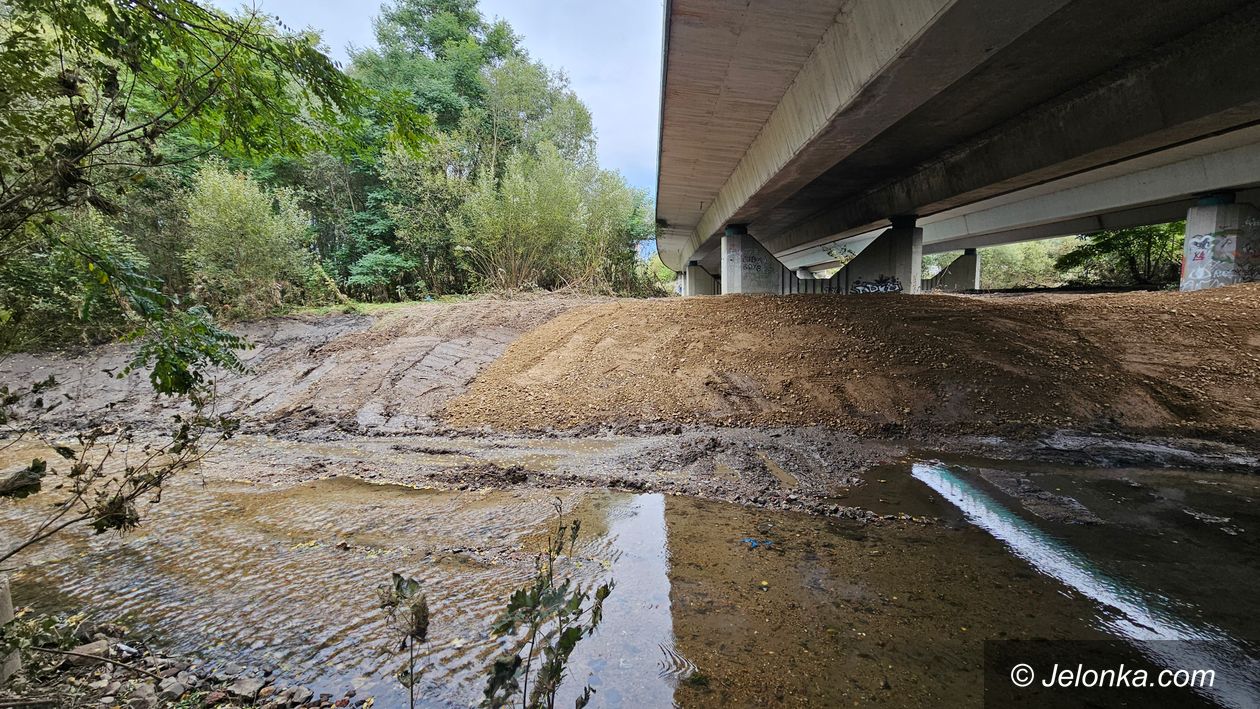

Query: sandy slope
left=444, top=285, right=1260, bottom=442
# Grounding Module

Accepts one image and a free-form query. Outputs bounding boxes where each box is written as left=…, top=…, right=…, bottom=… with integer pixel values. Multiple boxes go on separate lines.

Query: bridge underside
left=656, top=0, right=1260, bottom=293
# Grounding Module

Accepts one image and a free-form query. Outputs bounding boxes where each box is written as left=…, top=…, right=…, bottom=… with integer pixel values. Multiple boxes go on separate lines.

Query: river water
left=2, top=440, right=1258, bottom=707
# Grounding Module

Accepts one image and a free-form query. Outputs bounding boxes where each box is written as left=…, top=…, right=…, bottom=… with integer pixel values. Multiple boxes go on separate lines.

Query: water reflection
left=560, top=493, right=679, bottom=707
left=912, top=462, right=1260, bottom=708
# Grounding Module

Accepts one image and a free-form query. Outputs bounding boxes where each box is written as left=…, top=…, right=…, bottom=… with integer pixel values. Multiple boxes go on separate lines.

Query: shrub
left=183, top=162, right=321, bottom=319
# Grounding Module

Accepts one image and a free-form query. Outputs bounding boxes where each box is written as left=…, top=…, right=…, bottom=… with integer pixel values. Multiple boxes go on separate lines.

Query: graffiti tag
left=850, top=276, right=903, bottom=294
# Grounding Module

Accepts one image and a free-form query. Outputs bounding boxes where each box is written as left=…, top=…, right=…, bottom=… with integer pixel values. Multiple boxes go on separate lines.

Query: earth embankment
left=444, top=285, right=1260, bottom=442
left=0, top=297, right=604, bottom=433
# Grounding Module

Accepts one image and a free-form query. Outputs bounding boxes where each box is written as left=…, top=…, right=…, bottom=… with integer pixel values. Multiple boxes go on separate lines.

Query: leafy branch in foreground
left=484, top=499, right=613, bottom=709
left=0, top=376, right=239, bottom=567
left=375, top=502, right=614, bottom=709
left=0, top=0, right=428, bottom=248
left=378, top=572, right=430, bottom=709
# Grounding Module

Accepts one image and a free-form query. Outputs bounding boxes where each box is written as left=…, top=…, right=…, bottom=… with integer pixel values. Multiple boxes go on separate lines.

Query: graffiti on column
left=1241, top=217, right=1260, bottom=281
left=824, top=243, right=859, bottom=268
left=1182, top=225, right=1257, bottom=290
left=850, top=276, right=903, bottom=294
left=743, top=251, right=770, bottom=275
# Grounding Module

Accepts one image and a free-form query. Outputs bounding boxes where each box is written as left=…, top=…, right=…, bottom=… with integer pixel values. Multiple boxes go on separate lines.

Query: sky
left=214, top=0, right=665, bottom=196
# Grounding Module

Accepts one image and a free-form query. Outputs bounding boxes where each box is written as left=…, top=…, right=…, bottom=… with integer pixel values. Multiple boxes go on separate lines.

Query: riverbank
left=1, top=290, right=1258, bottom=707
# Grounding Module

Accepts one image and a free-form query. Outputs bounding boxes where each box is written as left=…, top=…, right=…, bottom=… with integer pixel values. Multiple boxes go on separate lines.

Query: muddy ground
left=2, top=289, right=1257, bottom=519
left=3, top=290, right=1259, bottom=707
left=447, top=285, right=1260, bottom=445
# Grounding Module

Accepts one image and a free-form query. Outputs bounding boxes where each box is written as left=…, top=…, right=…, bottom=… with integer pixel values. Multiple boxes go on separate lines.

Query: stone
left=202, top=690, right=229, bottom=705
left=128, top=681, right=157, bottom=709
left=290, top=687, right=314, bottom=705
left=69, top=639, right=110, bottom=666
left=157, top=676, right=186, bottom=701
left=228, top=676, right=266, bottom=700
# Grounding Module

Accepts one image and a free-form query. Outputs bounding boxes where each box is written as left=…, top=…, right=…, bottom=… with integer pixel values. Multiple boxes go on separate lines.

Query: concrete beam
left=778, top=129, right=1260, bottom=265
left=764, top=3, right=1260, bottom=256
left=661, top=0, right=1076, bottom=269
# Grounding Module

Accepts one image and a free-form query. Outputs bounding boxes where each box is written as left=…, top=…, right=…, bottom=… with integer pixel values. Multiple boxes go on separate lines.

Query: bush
left=452, top=143, right=657, bottom=294
left=1055, top=222, right=1184, bottom=287
left=183, top=162, right=330, bottom=319
left=346, top=248, right=421, bottom=301
left=0, top=210, right=146, bottom=351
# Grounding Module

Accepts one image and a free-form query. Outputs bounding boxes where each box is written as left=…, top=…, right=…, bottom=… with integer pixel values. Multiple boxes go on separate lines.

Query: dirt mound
left=0, top=296, right=601, bottom=433
left=444, top=284, right=1260, bottom=442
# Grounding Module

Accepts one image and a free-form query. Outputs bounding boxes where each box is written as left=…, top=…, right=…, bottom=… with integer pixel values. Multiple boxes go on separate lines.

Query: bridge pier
left=683, top=262, right=718, bottom=295
left=835, top=217, right=923, bottom=294
left=717, top=220, right=925, bottom=295
left=1181, top=194, right=1260, bottom=291
left=721, top=224, right=783, bottom=294
left=923, top=248, right=981, bottom=292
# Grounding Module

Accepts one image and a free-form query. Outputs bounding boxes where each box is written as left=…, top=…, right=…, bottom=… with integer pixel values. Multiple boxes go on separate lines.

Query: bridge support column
left=683, top=262, right=717, bottom=296
left=924, top=248, right=980, bottom=291
left=838, top=217, right=923, bottom=294
left=1181, top=194, right=1260, bottom=291
left=721, top=224, right=783, bottom=294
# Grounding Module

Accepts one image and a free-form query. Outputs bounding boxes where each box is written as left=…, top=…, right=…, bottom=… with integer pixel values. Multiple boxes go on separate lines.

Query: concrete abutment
left=923, top=248, right=980, bottom=292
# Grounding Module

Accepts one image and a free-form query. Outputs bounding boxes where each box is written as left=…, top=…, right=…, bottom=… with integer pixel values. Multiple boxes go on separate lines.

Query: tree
left=0, top=210, right=146, bottom=350
left=183, top=162, right=326, bottom=318
left=1, top=0, right=361, bottom=248
left=352, top=0, right=518, bottom=131
left=979, top=238, right=1076, bottom=289
left=452, top=143, right=656, bottom=294
left=1055, top=222, right=1185, bottom=286
left=0, top=0, right=425, bottom=384
left=381, top=138, right=476, bottom=295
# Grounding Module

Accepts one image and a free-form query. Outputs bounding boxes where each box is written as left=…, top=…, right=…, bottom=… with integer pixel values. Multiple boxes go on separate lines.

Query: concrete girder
left=761, top=2, right=1260, bottom=256
left=777, top=128, right=1260, bottom=267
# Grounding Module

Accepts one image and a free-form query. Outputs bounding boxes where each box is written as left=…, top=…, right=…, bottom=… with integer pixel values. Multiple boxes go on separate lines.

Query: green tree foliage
left=1055, top=222, right=1185, bottom=286
left=645, top=253, right=677, bottom=287
left=0, top=210, right=144, bottom=350
left=183, top=162, right=335, bottom=318
left=381, top=137, right=475, bottom=295
left=1, top=0, right=657, bottom=366
left=979, top=238, right=1077, bottom=289
left=0, top=0, right=365, bottom=245
left=352, top=0, right=517, bottom=131
left=0, top=0, right=425, bottom=393
left=452, top=144, right=656, bottom=293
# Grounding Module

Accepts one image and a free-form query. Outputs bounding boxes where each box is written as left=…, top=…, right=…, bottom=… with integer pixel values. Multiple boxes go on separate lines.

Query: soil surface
left=445, top=285, right=1260, bottom=444
left=4, top=290, right=1259, bottom=708
left=0, top=296, right=605, bottom=434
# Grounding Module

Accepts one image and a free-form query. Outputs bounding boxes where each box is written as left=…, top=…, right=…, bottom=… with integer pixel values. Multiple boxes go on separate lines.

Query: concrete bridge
left=655, top=0, right=1260, bottom=295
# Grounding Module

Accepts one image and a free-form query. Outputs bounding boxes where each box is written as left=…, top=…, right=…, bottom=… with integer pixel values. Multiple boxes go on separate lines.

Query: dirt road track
left=445, top=285, right=1260, bottom=443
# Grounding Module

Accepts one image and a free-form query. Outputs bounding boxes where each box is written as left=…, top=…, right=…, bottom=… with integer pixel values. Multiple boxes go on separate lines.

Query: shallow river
left=3, top=442, right=1260, bottom=707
